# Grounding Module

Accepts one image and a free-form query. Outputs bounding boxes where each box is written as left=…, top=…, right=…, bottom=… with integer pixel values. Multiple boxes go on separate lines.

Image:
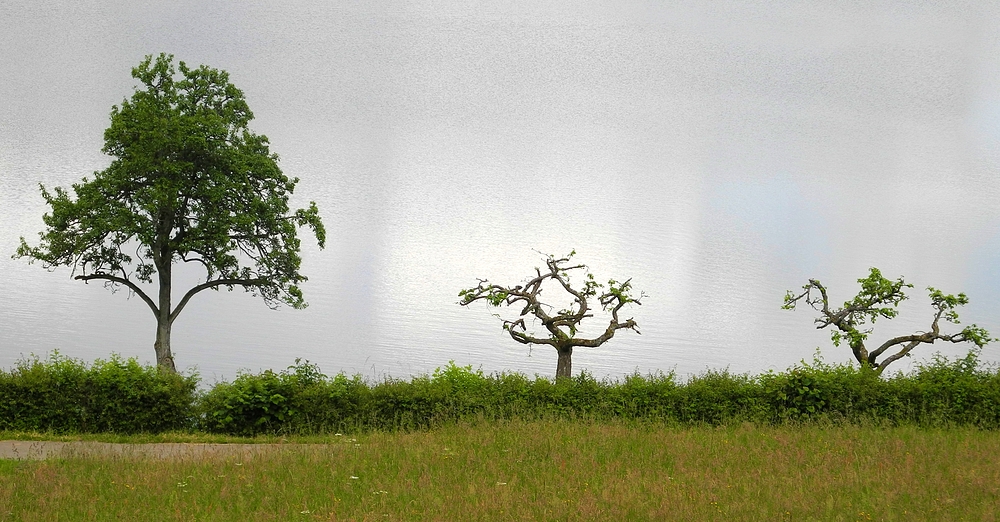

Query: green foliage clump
left=0, top=352, right=196, bottom=433
left=198, top=359, right=369, bottom=436
left=13, top=53, right=326, bottom=373
left=673, top=370, right=763, bottom=424
left=895, top=350, right=1000, bottom=427
left=7, top=351, right=1000, bottom=436
left=760, top=355, right=887, bottom=422
left=197, top=352, right=1000, bottom=435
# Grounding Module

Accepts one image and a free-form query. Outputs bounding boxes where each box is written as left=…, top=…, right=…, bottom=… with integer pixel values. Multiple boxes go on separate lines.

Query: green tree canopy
left=15, top=53, right=326, bottom=372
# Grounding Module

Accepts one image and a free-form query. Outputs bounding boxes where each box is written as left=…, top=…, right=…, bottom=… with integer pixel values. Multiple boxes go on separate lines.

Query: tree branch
left=170, top=277, right=269, bottom=323
left=460, top=251, right=642, bottom=354
left=870, top=340, right=919, bottom=371
left=505, top=319, right=557, bottom=347
left=569, top=317, right=640, bottom=348
left=786, top=270, right=990, bottom=374
left=74, top=273, right=158, bottom=317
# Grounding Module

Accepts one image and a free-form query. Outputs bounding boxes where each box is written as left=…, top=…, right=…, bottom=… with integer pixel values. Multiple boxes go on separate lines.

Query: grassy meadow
left=3, top=420, right=1000, bottom=521
left=5, top=353, right=1000, bottom=519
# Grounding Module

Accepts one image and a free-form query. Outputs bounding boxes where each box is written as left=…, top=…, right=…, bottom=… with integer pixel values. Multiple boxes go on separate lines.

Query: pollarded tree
left=15, top=53, right=326, bottom=373
left=783, top=268, right=991, bottom=375
left=459, top=251, right=644, bottom=379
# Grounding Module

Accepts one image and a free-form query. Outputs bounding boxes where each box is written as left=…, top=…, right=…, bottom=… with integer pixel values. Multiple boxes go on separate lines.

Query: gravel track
left=0, top=440, right=323, bottom=460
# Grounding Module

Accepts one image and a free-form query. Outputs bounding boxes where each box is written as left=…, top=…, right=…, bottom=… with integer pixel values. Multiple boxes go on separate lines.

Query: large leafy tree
left=783, top=268, right=991, bottom=375
left=459, top=251, right=644, bottom=379
left=15, top=53, right=325, bottom=373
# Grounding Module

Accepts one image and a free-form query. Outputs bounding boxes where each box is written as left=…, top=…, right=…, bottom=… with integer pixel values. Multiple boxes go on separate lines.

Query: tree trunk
left=850, top=341, right=869, bottom=369
left=154, top=250, right=176, bottom=373
left=154, top=320, right=175, bottom=373
left=555, top=346, right=573, bottom=379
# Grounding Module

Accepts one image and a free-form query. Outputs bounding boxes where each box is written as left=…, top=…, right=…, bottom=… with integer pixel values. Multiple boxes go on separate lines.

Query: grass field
left=2, top=420, right=999, bottom=521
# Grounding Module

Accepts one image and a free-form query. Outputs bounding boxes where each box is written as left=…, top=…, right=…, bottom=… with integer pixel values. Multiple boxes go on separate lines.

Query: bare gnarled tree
left=784, top=267, right=992, bottom=375
left=459, top=251, right=644, bottom=379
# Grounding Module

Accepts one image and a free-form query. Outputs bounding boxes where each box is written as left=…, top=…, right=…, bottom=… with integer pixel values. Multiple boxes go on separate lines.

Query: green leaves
left=961, top=325, right=993, bottom=348
left=846, top=267, right=911, bottom=324
left=15, top=52, right=326, bottom=357
left=780, top=291, right=798, bottom=310
left=928, top=287, right=969, bottom=323
left=17, top=53, right=324, bottom=310
left=458, top=286, right=508, bottom=307
left=605, top=278, right=638, bottom=304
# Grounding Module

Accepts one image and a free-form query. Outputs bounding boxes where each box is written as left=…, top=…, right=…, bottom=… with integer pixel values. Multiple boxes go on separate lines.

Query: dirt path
left=0, top=440, right=324, bottom=460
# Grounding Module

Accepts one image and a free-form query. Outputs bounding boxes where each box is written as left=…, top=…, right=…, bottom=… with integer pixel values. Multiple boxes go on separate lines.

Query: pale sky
left=2, top=1, right=1000, bottom=380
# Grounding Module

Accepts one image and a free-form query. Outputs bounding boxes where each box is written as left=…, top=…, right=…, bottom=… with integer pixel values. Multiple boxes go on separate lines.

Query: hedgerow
left=3, top=351, right=1000, bottom=435
left=0, top=352, right=197, bottom=433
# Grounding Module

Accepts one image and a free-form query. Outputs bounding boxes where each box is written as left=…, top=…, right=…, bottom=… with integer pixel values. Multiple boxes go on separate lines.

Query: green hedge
left=194, top=351, right=1000, bottom=435
left=0, top=352, right=197, bottom=433
left=3, top=351, right=1000, bottom=435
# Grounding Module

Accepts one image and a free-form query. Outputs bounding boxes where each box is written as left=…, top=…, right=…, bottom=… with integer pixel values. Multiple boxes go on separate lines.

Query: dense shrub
left=0, top=352, right=197, bottom=433
left=7, top=351, right=1000, bottom=435
left=197, top=359, right=366, bottom=435
left=894, top=350, right=1000, bottom=427
left=193, top=352, right=1000, bottom=435
left=673, top=369, right=763, bottom=424
left=759, top=356, right=887, bottom=422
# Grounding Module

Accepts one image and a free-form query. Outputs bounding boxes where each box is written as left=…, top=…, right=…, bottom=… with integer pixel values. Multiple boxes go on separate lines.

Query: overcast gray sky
left=2, top=1, right=1000, bottom=379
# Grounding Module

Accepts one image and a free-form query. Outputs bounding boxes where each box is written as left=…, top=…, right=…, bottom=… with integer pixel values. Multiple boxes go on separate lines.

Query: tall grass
left=4, top=350, right=1000, bottom=435
left=2, top=421, right=999, bottom=521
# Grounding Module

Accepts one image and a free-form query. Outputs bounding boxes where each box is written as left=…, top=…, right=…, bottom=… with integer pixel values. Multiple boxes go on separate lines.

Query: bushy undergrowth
left=0, top=352, right=197, bottom=433
left=4, top=351, right=1000, bottom=435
